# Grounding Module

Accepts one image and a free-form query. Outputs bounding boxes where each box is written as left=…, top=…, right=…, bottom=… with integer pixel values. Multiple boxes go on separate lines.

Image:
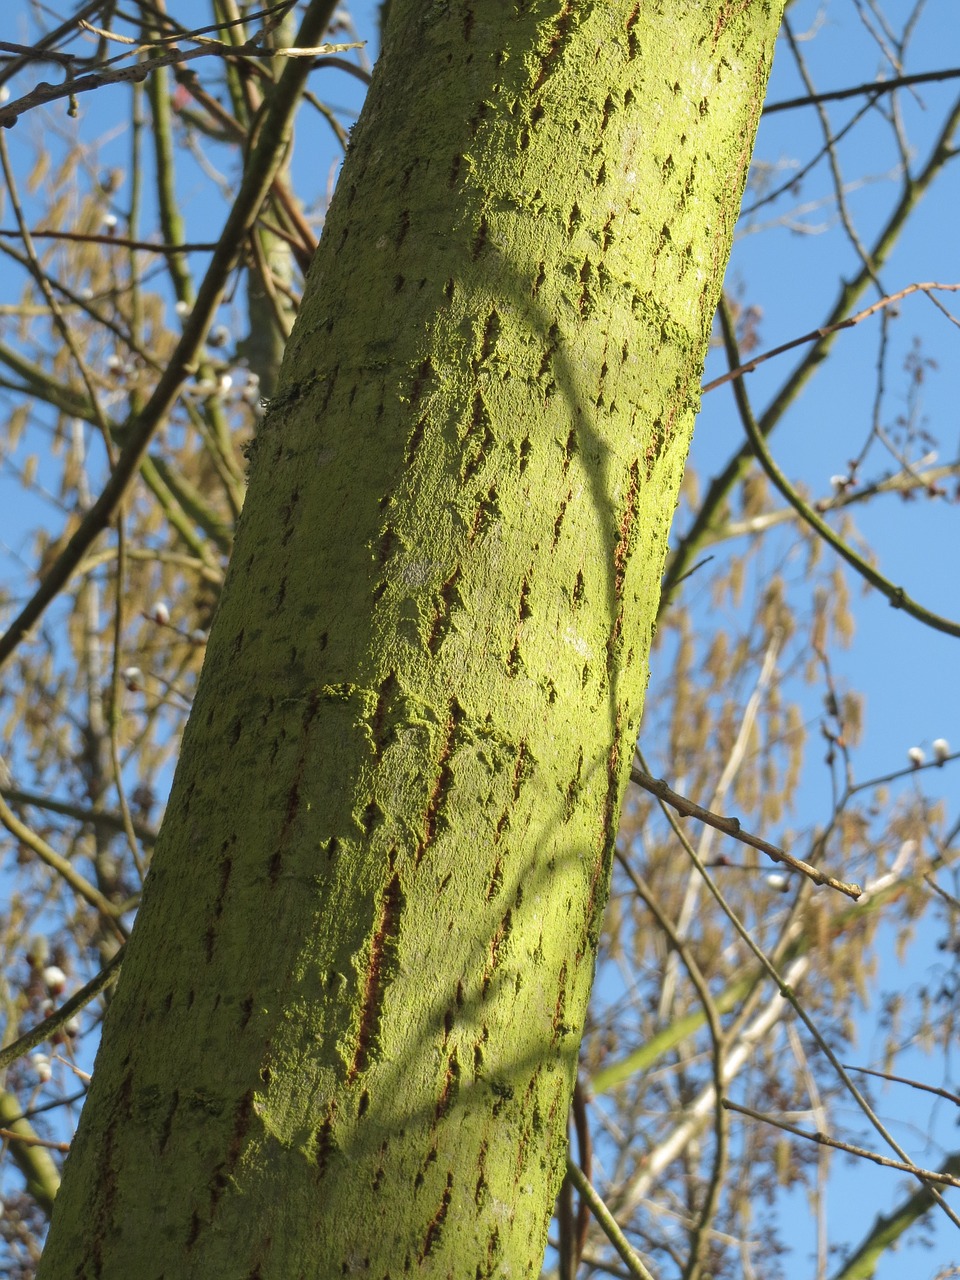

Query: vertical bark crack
left=348, top=869, right=404, bottom=1081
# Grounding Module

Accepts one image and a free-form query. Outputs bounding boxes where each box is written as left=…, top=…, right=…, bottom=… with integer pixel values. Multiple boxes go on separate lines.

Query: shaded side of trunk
left=37, top=3, right=783, bottom=1277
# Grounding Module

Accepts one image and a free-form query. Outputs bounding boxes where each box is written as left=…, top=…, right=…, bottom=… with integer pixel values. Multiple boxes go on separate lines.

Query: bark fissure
left=349, top=868, right=404, bottom=1082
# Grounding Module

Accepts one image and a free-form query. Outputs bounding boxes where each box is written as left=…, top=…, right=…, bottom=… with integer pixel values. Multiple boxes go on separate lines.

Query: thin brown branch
left=571, top=1080, right=592, bottom=1266
left=565, top=1159, right=658, bottom=1280
left=0, top=42, right=78, bottom=67
left=630, top=768, right=862, bottom=899
left=0, top=1, right=126, bottom=88
left=842, top=1063, right=960, bottom=1109
left=615, top=852, right=728, bottom=1280
left=0, top=228, right=219, bottom=252
left=722, top=1098, right=960, bottom=1188
left=628, top=757, right=960, bottom=1231
left=2, top=786, right=158, bottom=847
left=0, top=1129, right=69, bottom=1153
left=0, top=37, right=360, bottom=130
left=924, top=874, right=960, bottom=910
left=703, top=282, right=960, bottom=395
left=765, top=65, right=960, bottom=115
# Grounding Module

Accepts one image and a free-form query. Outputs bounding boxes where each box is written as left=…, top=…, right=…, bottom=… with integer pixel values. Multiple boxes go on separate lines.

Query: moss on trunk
left=37, top=2, right=784, bottom=1276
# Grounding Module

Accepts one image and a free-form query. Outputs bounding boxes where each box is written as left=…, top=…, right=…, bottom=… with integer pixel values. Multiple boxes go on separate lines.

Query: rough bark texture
left=38, top=2, right=784, bottom=1276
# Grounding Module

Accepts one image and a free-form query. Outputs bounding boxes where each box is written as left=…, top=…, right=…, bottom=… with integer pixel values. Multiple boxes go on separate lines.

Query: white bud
left=63, top=1016, right=80, bottom=1038
left=830, top=474, right=850, bottom=489
left=30, top=1053, right=51, bottom=1083
left=175, top=299, right=190, bottom=318
left=149, top=601, right=170, bottom=626
left=218, top=373, right=233, bottom=394
left=42, top=965, right=66, bottom=994
left=932, top=738, right=950, bottom=763
left=765, top=874, right=789, bottom=893
left=122, top=666, right=142, bottom=691
left=190, top=629, right=207, bottom=644
left=106, top=353, right=124, bottom=373
left=208, top=324, right=231, bottom=348
left=907, top=746, right=925, bottom=768
left=102, top=213, right=117, bottom=230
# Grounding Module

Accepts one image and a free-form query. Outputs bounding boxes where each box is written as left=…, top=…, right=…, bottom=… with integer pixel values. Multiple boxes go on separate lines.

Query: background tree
left=0, top=2, right=957, bottom=1278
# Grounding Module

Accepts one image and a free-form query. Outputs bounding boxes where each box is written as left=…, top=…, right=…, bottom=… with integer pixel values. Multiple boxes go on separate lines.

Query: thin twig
left=0, top=791, right=128, bottom=933
left=0, top=38, right=361, bottom=129
left=783, top=17, right=882, bottom=291
left=0, top=1130, right=69, bottom=1152
left=88, top=1, right=321, bottom=55
left=616, top=853, right=727, bottom=1280
left=634, top=764, right=960, bottom=1230
left=0, top=228, right=219, bottom=251
left=662, top=92, right=960, bottom=608
left=657, top=633, right=782, bottom=1022
left=842, top=1063, right=960, bottom=1109
left=630, top=768, right=862, bottom=899
left=825, top=1152, right=960, bottom=1280
left=715, top=295, right=960, bottom=640
left=722, top=1098, right=960, bottom=1188
left=0, top=0, right=341, bottom=670
left=702, top=282, right=960, bottom=395
left=765, top=65, right=960, bottom=114
left=0, top=133, right=116, bottom=466
left=0, top=787, right=158, bottom=846
left=924, top=874, right=960, bottom=910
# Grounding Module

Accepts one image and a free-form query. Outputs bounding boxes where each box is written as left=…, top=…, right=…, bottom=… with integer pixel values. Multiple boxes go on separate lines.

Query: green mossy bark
left=38, top=2, right=783, bottom=1276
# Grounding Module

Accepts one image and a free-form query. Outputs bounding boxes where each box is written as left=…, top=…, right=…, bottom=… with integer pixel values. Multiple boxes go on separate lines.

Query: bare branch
left=630, top=768, right=863, bottom=899
left=0, top=38, right=361, bottom=130
left=703, top=282, right=960, bottom=396
left=723, top=1098, right=960, bottom=1188
left=765, top=65, right=960, bottom=114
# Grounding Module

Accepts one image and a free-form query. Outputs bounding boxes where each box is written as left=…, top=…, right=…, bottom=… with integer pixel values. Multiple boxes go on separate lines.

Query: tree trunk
left=37, top=2, right=784, bottom=1276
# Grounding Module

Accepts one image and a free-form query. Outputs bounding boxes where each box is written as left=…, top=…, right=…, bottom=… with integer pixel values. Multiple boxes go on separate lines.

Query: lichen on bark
left=37, top=3, right=785, bottom=1276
